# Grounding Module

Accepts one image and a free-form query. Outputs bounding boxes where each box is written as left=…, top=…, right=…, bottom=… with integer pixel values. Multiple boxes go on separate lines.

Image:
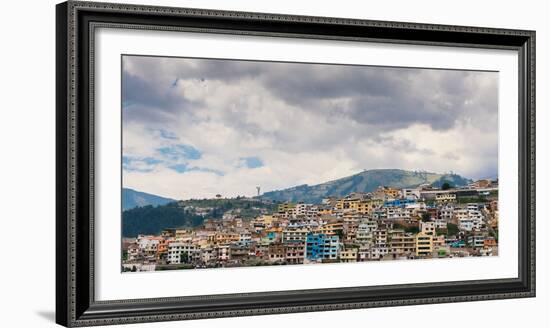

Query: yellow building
left=356, top=199, right=383, bottom=214
left=214, top=232, right=240, bottom=245
left=260, top=214, right=277, bottom=227
left=390, top=230, right=416, bottom=255
left=335, top=198, right=360, bottom=211
left=175, top=229, right=193, bottom=239
left=340, top=249, right=358, bottom=262
left=374, top=186, right=401, bottom=200
left=278, top=203, right=296, bottom=213
left=318, top=208, right=333, bottom=216
left=315, top=221, right=344, bottom=235
left=415, top=232, right=433, bottom=257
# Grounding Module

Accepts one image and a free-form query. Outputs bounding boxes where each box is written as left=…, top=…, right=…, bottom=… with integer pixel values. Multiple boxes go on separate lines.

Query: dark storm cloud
left=261, top=66, right=495, bottom=131
left=123, top=56, right=497, bottom=133
left=122, top=69, right=185, bottom=109
left=124, top=55, right=262, bottom=83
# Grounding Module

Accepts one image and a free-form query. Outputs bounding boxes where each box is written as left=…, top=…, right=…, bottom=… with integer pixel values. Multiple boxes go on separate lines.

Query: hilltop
left=122, top=188, right=175, bottom=210
left=259, top=169, right=471, bottom=204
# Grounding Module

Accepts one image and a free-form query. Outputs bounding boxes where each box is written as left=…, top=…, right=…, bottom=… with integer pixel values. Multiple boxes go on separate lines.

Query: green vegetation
left=393, top=223, right=420, bottom=234
left=457, top=196, right=490, bottom=204
left=425, top=201, right=436, bottom=207
left=421, top=212, right=432, bottom=222
left=447, top=223, right=459, bottom=236
left=435, top=228, right=447, bottom=236
left=186, top=198, right=278, bottom=219
left=441, top=182, right=453, bottom=190
left=122, top=198, right=277, bottom=237
left=180, top=252, right=189, bottom=264
left=489, top=229, right=499, bottom=241
left=122, top=203, right=205, bottom=237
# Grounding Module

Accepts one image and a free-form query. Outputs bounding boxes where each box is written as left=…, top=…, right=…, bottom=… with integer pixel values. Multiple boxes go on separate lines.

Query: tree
left=180, top=252, right=189, bottom=264
left=447, top=223, right=459, bottom=236
left=421, top=212, right=432, bottom=222
left=441, top=182, right=452, bottom=190
left=435, top=228, right=447, bottom=236
left=405, top=226, right=420, bottom=234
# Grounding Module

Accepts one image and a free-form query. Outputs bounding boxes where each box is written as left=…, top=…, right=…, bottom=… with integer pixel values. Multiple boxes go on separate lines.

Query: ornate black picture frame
left=56, top=1, right=535, bottom=326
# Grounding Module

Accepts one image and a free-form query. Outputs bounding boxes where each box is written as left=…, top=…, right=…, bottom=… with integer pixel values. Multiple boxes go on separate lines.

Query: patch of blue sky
left=122, top=156, right=162, bottom=172
left=168, top=163, right=188, bottom=173
left=240, top=156, right=264, bottom=169
left=157, top=129, right=178, bottom=140
left=157, top=144, right=202, bottom=161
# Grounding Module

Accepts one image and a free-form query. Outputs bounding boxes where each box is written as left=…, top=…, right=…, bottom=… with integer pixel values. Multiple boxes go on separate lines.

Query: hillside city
left=122, top=179, right=498, bottom=272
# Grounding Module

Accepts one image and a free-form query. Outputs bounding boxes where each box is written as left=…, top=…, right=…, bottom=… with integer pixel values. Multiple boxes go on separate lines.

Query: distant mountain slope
left=122, top=188, right=175, bottom=211
left=260, top=169, right=471, bottom=204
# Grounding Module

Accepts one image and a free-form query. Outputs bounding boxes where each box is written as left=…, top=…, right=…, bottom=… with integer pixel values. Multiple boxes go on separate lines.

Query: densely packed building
left=122, top=180, right=499, bottom=272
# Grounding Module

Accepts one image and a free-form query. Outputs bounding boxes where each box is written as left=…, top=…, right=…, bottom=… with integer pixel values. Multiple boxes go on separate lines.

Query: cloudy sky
left=122, top=55, right=498, bottom=200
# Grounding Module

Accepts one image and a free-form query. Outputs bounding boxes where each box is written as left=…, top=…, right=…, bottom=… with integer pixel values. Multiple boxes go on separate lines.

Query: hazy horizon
left=123, top=167, right=494, bottom=201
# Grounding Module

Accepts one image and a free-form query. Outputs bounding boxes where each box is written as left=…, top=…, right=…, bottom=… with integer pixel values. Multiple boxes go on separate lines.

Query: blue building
left=306, top=233, right=340, bottom=261
left=322, top=235, right=340, bottom=260
left=383, top=198, right=417, bottom=208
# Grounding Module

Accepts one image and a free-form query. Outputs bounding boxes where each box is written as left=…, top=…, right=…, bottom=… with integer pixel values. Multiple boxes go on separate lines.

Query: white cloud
left=122, top=56, right=498, bottom=199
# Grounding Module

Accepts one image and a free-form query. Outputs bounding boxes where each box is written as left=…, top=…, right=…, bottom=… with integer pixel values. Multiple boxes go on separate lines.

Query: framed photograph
left=56, top=1, right=535, bottom=326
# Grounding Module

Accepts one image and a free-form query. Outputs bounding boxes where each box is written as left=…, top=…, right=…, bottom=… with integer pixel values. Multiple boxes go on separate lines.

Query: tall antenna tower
left=256, top=186, right=261, bottom=196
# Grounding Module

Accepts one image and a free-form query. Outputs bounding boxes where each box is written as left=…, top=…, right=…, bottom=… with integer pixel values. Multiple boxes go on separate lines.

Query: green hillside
left=259, top=169, right=471, bottom=204
left=122, top=198, right=276, bottom=237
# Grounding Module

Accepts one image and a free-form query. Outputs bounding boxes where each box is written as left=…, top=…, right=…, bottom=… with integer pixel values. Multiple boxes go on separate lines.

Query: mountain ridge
left=259, top=168, right=472, bottom=204
left=122, top=188, right=175, bottom=211
left=121, top=169, right=472, bottom=237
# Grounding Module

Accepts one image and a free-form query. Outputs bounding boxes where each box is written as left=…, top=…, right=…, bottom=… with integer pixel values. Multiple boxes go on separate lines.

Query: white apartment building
left=402, top=188, right=421, bottom=200
left=385, top=207, right=413, bottom=220
left=200, top=247, right=217, bottom=264
left=468, top=233, right=486, bottom=248
left=239, top=232, right=252, bottom=244
left=217, top=244, right=230, bottom=261
left=456, top=207, right=484, bottom=231
left=373, top=228, right=388, bottom=246
left=433, top=218, right=448, bottom=229
left=137, top=235, right=161, bottom=256
left=420, top=221, right=437, bottom=236
left=368, top=245, right=390, bottom=260
left=356, top=221, right=377, bottom=245
left=439, top=205, right=454, bottom=220
left=167, top=242, right=198, bottom=264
